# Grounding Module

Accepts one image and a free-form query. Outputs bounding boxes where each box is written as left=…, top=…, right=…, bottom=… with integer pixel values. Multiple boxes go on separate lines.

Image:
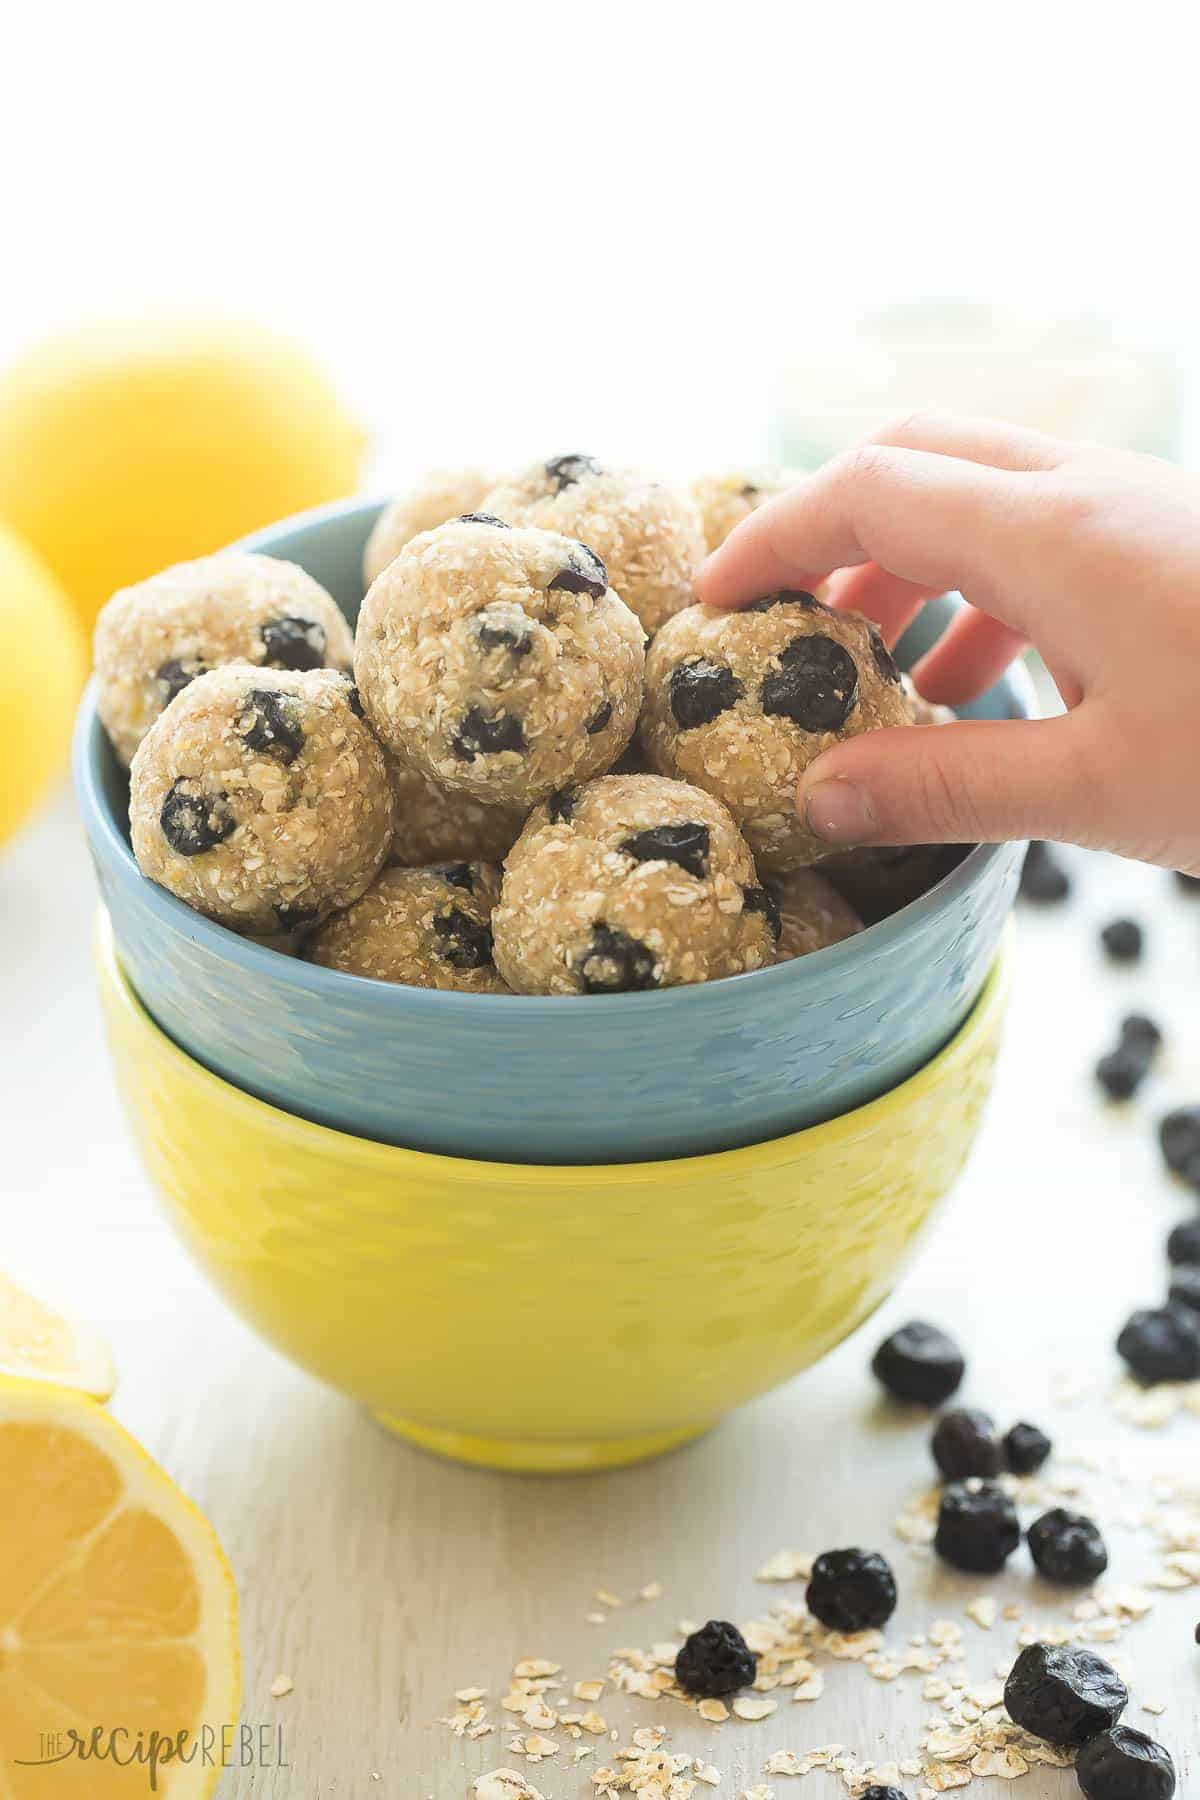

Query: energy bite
left=493, top=773, right=776, bottom=995
left=354, top=515, right=644, bottom=807
left=768, top=867, right=863, bottom=961
left=386, top=752, right=525, bottom=868
left=94, top=552, right=354, bottom=766
left=306, top=862, right=507, bottom=992
left=130, top=666, right=393, bottom=935
left=482, top=454, right=704, bottom=635
left=690, top=466, right=797, bottom=555
left=640, top=593, right=914, bottom=872
left=362, top=467, right=494, bottom=586
left=821, top=844, right=965, bottom=924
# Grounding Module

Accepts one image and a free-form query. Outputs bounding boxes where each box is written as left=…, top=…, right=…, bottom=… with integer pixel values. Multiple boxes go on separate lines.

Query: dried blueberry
left=576, top=922, right=658, bottom=994
left=544, top=452, right=601, bottom=492
left=1003, top=1641, right=1128, bottom=1746
left=547, top=787, right=578, bottom=825
left=457, top=512, right=509, bottom=527
left=1076, top=1726, right=1176, bottom=1800
left=437, top=863, right=475, bottom=892
left=621, top=821, right=710, bottom=880
left=1117, top=1305, right=1200, bottom=1384
left=1096, top=1045, right=1152, bottom=1101
left=237, top=688, right=305, bottom=763
left=931, top=1408, right=1002, bottom=1481
left=585, top=700, right=613, bottom=736
left=934, top=1480, right=1020, bottom=1573
left=760, top=634, right=859, bottom=733
left=549, top=542, right=608, bottom=600
left=744, top=588, right=821, bottom=614
left=743, top=885, right=782, bottom=942
left=872, top=1320, right=965, bottom=1405
left=1167, top=1219, right=1200, bottom=1265
left=860, top=1791, right=908, bottom=1800
left=156, top=656, right=206, bottom=705
left=1027, top=1508, right=1109, bottom=1585
left=669, top=658, right=743, bottom=729
left=1101, top=917, right=1144, bottom=963
left=473, top=609, right=533, bottom=658
left=805, top=1548, right=897, bottom=1632
left=275, top=901, right=319, bottom=931
left=432, top=907, right=494, bottom=970
left=1122, top=1013, right=1163, bottom=1055
left=261, top=615, right=327, bottom=671
left=341, top=679, right=365, bottom=718
left=1019, top=840, right=1071, bottom=903
left=674, top=1620, right=757, bottom=1698
left=452, top=707, right=527, bottom=761
left=160, top=778, right=236, bottom=857
left=1003, top=1421, right=1052, bottom=1475
left=1159, top=1107, right=1200, bottom=1185
left=868, top=625, right=902, bottom=684
left=1167, top=1265, right=1200, bottom=1312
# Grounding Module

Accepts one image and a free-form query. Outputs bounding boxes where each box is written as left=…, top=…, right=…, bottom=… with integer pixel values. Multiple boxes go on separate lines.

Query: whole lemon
left=0, top=519, right=86, bottom=846
left=0, top=319, right=367, bottom=629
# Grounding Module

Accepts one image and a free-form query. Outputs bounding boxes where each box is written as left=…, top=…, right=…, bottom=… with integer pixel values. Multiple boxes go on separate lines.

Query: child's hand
left=696, top=414, right=1200, bottom=873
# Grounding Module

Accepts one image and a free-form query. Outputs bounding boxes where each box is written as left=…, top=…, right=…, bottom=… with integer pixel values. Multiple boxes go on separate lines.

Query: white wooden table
left=4, top=793, right=1198, bottom=1798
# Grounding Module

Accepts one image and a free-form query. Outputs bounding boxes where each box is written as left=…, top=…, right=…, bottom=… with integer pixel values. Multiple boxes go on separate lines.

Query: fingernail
left=801, top=777, right=879, bottom=845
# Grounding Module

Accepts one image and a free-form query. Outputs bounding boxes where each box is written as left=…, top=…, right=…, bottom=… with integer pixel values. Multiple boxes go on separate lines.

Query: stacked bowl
left=77, top=498, right=1030, bottom=1471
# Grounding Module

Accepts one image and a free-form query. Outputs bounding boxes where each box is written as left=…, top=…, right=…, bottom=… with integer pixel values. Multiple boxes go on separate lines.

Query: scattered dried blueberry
left=1101, top=917, right=1144, bottom=963
left=931, top=1408, right=1002, bottom=1480
left=805, top=1548, right=897, bottom=1631
left=576, top=923, right=658, bottom=994
left=1096, top=1044, right=1153, bottom=1102
left=544, top=452, right=600, bottom=492
left=1173, top=870, right=1200, bottom=894
left=452, top=707, right=527, bottom=761
left=160, top=778, right=236, bottom=856
left=743, top=885, right=782, bottom=942
left=437, top=863, right=475, bottom=892
left=1003, top=1641, right=1128, bottom=1745
left=1166, top=1219, right=1200, bottom=1265
left=261, top=615, right=327, bottom=671
left=860, top=1790, right=908, bottom=1800
left=156, top=656, right=206, bottom=705
left=549, top=542, right=608, bottom=599
left=1003, top=1421, right=1052, bottom=1475
left=1159, top=1107, right=1200, bottom=1188
left=760, top=634, right=859, bottom=733
left=457, top=512, right=509, bottom=527
left=868, top=625, right=902, bottom=685
left=1117, top=1305, right=1200, bottom=1384
left=547, top=788, right=578, bottom=825
left=1121, top=1013, right=1163, bottom=1055
left=621, top=821, right=710, bottom=880
left=744, top=588, right=822, bottom=614
left=673, top=1619, right=757, bottom=1697
left=1167, top=1265, right=1200, bottom=1313
left=1076, top=1726, right=1176, bottom=1800
left=934, top=1480, right=1020, bottom=1573
left=585, top=700, right=613, bottom=736
left=432, top=908, right=494, bottom=970
left=1019, top=840, right=1071, bottom=903
left=1027, top=1508, right=1109, bottom=1585
left=669, top=658, right=743, bottom=729
left=871, top=1320, right=965, bottom=1405
left=237, top=688, right=305, bottom=764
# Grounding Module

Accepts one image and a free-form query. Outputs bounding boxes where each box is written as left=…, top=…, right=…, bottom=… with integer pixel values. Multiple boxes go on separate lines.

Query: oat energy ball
left=768, top=868, right=863, bottom=962
left=306, top=862, right=507, bottom=992
left=482, top=455, right=703, bottom=635
left=821, top=843, right=965, bottom=924
left=641, top=593, right=914, bottom=871
left=493, top=774, right=776, bottom=995
left=130, top=666, right=393, bottom=935
left=386, top=752, right=525, bottom=868
left=362, top=467, right=494, bottom=586
left=690, top=466, right=799, bottom=555
left=94, top=552, right=354, bottom=766
left=354, top=515, right=644, bottom=807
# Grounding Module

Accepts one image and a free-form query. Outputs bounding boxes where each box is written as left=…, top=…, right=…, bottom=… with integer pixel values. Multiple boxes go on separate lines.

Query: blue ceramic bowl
left=75, top=497, right=1032, bottom=1164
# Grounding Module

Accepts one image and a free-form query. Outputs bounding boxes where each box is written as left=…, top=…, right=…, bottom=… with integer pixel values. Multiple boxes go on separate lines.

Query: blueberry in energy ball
left=1018, top=840, right=1071, bottom=903
left=673, top=1620, right=757, bottom=1698
left=934, top=1481, right=1020, bottom=1573
left=1117, top=1304, right=1200, bottom=1383
left=1166, top=1218, right=1200, bottom=1266
left=1026, top=1508, right=1109, bottom=1585
left=805, top=1549, right=897, bottom=1632
left=1100, top=917, right=1144, bottom=963
left=354, top=517, right=644, bottom=808
left=871, top=1321, right=965, bottom=1406
left=930, top=1408, right=1002, bottom=1481
left=1003, top=1641, right=1128, bottom=1745
left=1076, top=1726, right=1176, bottom=1800
left=641, top=597, right=916, bottom=872
left=1003, top=1420, right=1053, bottom=1475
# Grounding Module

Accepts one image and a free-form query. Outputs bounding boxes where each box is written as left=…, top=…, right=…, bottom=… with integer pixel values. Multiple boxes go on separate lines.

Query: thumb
left=797, top=717, right=1094, bottom=850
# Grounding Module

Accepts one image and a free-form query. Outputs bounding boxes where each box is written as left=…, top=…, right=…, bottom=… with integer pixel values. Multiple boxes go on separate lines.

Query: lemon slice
left=0, top=1273, right=116, bottom=1401
left=0, top=1376, right=241, bottom=1797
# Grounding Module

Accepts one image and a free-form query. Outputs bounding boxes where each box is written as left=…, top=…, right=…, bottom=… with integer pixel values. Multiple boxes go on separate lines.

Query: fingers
left=797, top=715, right=1097, bottom=850
left=697, top=445, right=1035, bottom=633
left=863, top=410, right=1067, bottom=472
left=909, top=610, right=1029, bottom=707
left=823, top=563, right=941, bottom=647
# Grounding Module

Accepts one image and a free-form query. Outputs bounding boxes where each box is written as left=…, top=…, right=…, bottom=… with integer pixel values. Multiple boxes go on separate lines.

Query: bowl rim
left=98, top=905, right=1013, bottom=1179
left=74, top=494, right=1036, bottom=1018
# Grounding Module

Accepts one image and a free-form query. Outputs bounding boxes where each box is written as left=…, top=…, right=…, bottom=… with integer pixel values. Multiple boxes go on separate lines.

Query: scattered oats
left=965, top=1682, right=1004, bottom=1711
left=694, top=1763, right=721, bottom=1786
left=822, top=1629, right=883, bottom=1660
left=925, top=1725, right=977, bottom=1761
left=1143, top=1700, right=1167, bottom=1716
left=515, top=1659, right=561, bottom=1679
left=576, top=1745, right=595, bottom=1762
left=524, top=1735, right=558, bottom=1760
left=900, top=1760, right=923, bottom=1777
left=587, top=1612, right=608, bottom=1624
left=924, top=1765, right=972, bottom=1792
left=580, top=1712, right=608, bottom=1735
left=640, top=1582, right=664, bottom=1602
left=928, top=1620, right=962, bottom=1647
left=732, top=1696, right=777, bottom=1721
left=474, top=1774, right=546, bottom=1800
left=596, top=1591, right=624, bottom=1609
left=756, top=1550, right=814, bottom=1583
left=742, top=1787, right=774, bottom=1799
left=923, top=1678, right=950, bottom=1701
left=792, top=1671, right=824, bottom=1702
left=522, top=1701, right=558, bottom=1731
left=971, top=1747, right=1028, bottom=1780
left=633, top=1726, right=668, bottom=1751
left=457, top=1687, right=488, bottom=1703
left=269, top=1674, right=293, bottom=1699
left=1113, top=1380, right=1180, bottom=1429
left=652, top=1642, right=682, bottom=1664
left=469, top=1723, right=495, bottom=1741
left=698, top=1699, right=729, bottom=1724
left=1002, top=1604, right=1021, bottom=1621
left=872, top=1764, right=903, bottom=1787
left=764, top=1751, right=805, bottom=1776
left=575, top=1680, right=606, bottom=1702
left=964, top=1595, right=997, bottom=1630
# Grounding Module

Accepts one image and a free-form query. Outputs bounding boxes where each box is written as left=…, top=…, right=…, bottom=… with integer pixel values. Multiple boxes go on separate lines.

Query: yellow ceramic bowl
left=98, top=912, right=1011, bottom=1473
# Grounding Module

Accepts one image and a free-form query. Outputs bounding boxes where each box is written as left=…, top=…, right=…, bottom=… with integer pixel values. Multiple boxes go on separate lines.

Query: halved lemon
left=0, top=1376, right=241, bottom=1797
left=0, top=1273, right=116, bottom=1401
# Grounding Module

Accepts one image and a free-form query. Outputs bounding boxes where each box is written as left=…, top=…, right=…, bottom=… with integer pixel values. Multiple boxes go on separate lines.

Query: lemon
left=0, top=1271, right=116, bottom=1401
left=0, top=318, right=367, bottom=629
left=0, top=1375, right=240, bottom=1797
left=0, top=521, right=86, bottom=847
